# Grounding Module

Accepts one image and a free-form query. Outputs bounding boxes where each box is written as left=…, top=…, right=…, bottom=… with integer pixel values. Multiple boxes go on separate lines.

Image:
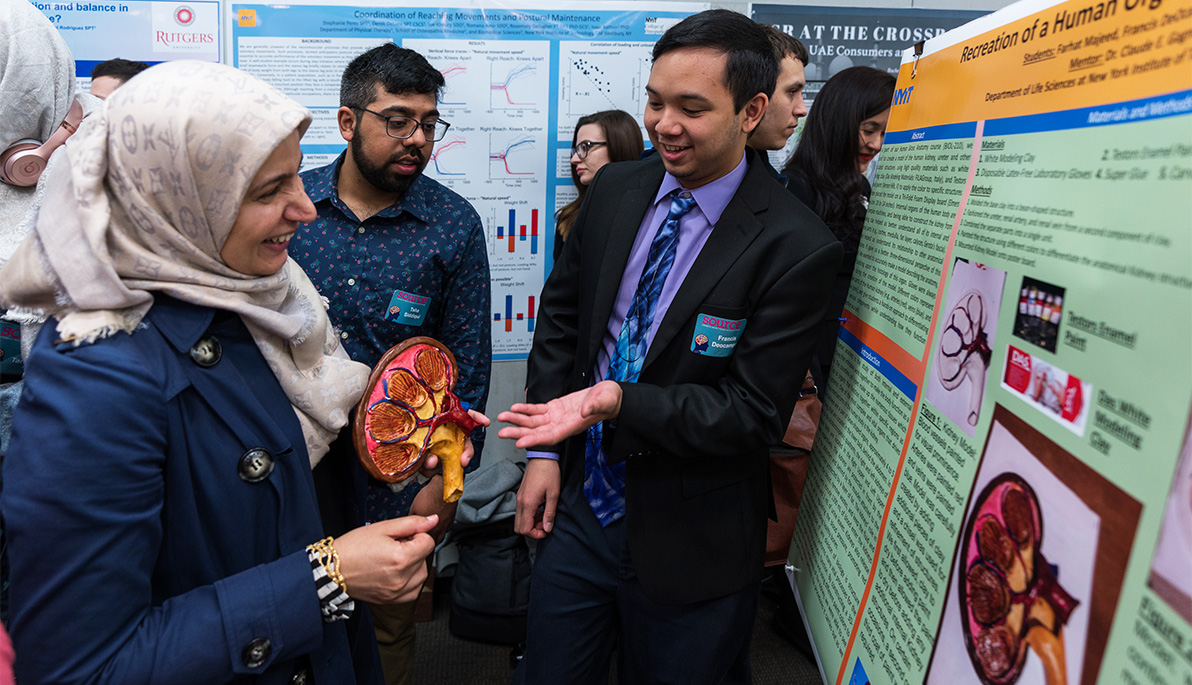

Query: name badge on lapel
left=385, top=290, right=430, bottom=326
left=691, top=314, right=746, bottom=357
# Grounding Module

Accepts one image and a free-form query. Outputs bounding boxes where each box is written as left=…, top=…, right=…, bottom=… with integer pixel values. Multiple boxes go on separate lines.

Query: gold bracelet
left=307, top=537, right=348, bottom=594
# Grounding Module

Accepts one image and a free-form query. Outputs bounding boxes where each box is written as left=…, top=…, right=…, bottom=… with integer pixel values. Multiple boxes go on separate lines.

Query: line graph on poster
left=401, top=39, right=548, bottom=119
left=439, top=64, right=468, bottom=107
left=429, top=136, right=468, bottom=176
left=490, top=61, right=540, bottom=109
left=487, top=131, right=542, bottom=182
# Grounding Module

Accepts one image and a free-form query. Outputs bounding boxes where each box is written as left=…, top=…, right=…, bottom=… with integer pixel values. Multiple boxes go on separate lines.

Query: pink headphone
left=0, top=96, right=85, bottom=187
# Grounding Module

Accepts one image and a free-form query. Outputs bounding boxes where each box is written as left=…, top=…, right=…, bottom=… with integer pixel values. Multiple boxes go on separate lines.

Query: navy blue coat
left=2, top=295, right=380, bottom=684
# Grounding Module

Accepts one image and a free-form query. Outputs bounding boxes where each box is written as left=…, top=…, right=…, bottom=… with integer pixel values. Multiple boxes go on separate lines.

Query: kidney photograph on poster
left=925, top=258, right=1007, bottom=436
left=926, top=406, right=1142, bottom=685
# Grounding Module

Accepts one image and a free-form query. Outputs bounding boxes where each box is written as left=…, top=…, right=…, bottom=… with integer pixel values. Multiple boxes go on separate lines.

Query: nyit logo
left=644, top=16, right=681, bottom=35
left=173, top=5, right=195, bottom=26
left=893, top=85, right=914, bottom=106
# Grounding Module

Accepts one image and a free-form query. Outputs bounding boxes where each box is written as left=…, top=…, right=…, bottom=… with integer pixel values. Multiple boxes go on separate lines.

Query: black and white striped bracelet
left=308, top=548, right=355, bottom=622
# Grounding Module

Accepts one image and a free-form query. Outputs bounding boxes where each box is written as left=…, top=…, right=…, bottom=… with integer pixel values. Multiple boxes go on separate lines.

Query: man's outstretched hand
left=497, top=380, right=623, bottom=449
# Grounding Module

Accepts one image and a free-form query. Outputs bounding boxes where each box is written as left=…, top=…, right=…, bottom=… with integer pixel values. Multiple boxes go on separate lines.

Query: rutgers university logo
left=152, top=2, right=215, bottom=52
left=174, top=5, right=195, bottom=26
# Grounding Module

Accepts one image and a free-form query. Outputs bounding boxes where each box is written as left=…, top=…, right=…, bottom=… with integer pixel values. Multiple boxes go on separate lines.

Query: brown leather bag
left=765, top=371, right=821, bottom=567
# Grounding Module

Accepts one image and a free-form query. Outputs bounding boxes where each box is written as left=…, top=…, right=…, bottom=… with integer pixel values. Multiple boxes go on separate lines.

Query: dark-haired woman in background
left=553, top=110, right=644, bottom=261
left=782, top=66, right=896, bottom=396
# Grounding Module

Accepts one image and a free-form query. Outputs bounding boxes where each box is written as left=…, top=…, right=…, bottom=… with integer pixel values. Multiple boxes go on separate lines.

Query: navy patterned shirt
left=293, top=154, right=491, bottom=522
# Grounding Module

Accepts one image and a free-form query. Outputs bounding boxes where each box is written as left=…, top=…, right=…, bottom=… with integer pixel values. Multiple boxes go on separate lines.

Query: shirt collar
left=304, top=154, right=341, bottom=204
left=309, top=152, right=436, bottom=225
left=652, top=151, right=748, bottom=226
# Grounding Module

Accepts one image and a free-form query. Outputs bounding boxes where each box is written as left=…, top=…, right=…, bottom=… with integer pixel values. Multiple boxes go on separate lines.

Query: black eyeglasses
left=353, top=107, right=451, bottom=142
left=571, top=141, right=607, bottom=160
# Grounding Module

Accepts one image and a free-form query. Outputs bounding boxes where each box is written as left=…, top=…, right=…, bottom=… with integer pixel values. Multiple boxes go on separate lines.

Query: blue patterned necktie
left=584, top=190, right=698, bottom=526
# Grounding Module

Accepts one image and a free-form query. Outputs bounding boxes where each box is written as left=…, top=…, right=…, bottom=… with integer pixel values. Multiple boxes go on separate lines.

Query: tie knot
left=667, top=191, right=697, bottom=221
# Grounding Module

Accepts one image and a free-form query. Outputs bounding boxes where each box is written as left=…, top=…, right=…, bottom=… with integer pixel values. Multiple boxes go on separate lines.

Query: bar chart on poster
left=490, top=207, right=542, bottom=259
left=787, top=0, right=1192, bottom=683
left=229, top=1, right=705, bottom=358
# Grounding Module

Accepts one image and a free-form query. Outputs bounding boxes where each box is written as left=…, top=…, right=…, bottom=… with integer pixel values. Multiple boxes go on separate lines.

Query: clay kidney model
left=353, top=337, right=479, bottom=503
left=959, top=473, right=1079, bottom=685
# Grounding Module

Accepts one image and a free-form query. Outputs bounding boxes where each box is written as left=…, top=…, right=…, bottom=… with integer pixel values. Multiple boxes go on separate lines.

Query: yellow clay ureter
left=428, top=423, right=466, bottom=503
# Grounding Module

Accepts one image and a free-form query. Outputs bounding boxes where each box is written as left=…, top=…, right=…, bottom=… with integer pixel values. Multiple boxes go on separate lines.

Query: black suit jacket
left=528, top=149, right=841, bottom=604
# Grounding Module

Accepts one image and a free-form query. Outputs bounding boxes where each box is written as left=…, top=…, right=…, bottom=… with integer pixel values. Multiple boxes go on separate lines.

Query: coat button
left=241, top=636, right=272, bottom=669
left=238, top=447, right=275, bottom=483
left=189, top=335, right=221, bottom=368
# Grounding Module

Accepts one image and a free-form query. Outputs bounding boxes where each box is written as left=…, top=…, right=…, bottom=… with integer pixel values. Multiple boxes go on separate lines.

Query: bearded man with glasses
left=290, top=43, right=491, bottom=685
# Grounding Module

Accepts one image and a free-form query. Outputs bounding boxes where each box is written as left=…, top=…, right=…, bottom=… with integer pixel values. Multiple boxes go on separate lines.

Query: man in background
left=290, top=43, right=491, bottom=685
left=748, top=26, right=810, bottom=179
left=88, top=58, right=149, bottom=99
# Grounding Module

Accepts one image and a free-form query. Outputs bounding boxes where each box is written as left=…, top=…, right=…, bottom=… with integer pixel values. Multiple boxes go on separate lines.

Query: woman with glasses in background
left=553, top=110, right=644, bottom=261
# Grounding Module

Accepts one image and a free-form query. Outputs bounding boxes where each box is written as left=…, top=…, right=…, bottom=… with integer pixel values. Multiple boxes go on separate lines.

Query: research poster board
left=228, top=0, right=705, bottom=360
left=749, top=3, right=986, bottom=165
left=788, top=0, right=1192, bottom=683
left=34, top=0, right=221, bottom=89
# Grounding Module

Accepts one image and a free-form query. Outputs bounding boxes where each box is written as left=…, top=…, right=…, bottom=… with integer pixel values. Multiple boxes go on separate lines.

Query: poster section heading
left=789, top=0, right=1192, bottom=684
left=231, top=3, right=703, bottom=360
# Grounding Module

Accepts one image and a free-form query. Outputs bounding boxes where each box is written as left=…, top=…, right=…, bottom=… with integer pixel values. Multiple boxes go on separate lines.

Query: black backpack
left=448, top=519, right=531, bottom=644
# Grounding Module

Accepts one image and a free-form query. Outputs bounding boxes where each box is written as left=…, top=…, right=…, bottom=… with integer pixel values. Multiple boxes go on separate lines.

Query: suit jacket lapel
left=585, top=161, right=663, bottom=369
left=644, top=152, right=771, bottom=369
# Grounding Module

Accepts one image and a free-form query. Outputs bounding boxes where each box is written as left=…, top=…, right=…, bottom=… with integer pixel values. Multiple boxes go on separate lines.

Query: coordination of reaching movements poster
left=227, top=1, right=705, bottom=360
left=788, top=0, right=1192, bottom=684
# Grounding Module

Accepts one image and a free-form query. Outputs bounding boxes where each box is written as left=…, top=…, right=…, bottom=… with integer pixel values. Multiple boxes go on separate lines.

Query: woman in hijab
left=0, top=61, right=475, bottom=684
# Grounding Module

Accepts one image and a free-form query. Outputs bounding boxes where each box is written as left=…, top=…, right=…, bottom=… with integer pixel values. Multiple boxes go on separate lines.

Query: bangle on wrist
left=307, top=536, right=347, bottom=594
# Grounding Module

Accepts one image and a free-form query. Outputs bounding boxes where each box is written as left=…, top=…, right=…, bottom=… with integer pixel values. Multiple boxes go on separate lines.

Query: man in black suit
left=499, top=10, right=841, bottom=683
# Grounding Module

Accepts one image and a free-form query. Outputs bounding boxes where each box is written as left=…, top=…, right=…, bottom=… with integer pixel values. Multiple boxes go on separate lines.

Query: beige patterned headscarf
left=0, top=61, right=368, bottom=465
